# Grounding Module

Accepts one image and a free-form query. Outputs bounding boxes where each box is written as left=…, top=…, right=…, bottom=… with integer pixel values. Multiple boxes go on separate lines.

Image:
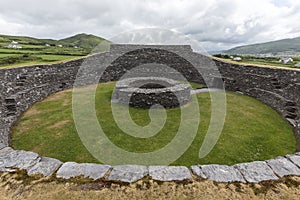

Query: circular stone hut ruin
left=112, top=77, right=191, bottom=108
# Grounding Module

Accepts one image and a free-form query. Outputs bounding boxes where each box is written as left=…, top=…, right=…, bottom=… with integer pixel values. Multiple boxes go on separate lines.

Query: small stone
left=0, top=143, right=6, bottom=150
left=28, top=157, right=63, bottom=177
left=286, top=118, right=297, bottom=127
left=107, top=165, right=148, bottom=183
left=267, top=156, right=300, bottom=177
left=190, top=165, right=206, bottom=178
left=200, top=164, right=246, bottom=183
left=149, top=166, right=192, bottom=181
left=0, top=150, right=41, bottom=172
left=56, top=162, right=111, bottom=180
left=286, top=154, right=300, bottom=168
left=234, top=161, right=278, bottom=183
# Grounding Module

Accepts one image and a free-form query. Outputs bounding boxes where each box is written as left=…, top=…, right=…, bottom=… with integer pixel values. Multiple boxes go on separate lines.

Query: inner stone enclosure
left=112, top=77, right=191, bottom=108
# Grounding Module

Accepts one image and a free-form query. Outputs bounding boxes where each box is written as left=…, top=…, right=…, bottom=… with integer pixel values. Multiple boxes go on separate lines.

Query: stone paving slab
left=107, top=165, right=148, bottom=183
left=56, top=162, right=111, bottom=180
left=28, top=157, right=63, bottom=177
left=286, top=154, right=300, bottom=168
left=0, top=147, right=14, bottom=157
left=234, top=161, right=278, bottom=183
left=266, top=156, right=300, bottom=177
left=190, top=165, right=206, bottom=178
left=198, top=164, right=246, bottom=183
left=0, top=150, right=41, bottom=172
left=149, top=166, right=191, bottom=181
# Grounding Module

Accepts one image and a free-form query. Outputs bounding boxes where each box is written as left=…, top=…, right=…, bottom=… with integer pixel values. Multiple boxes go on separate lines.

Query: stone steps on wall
left=285, top=112, right=298, bottom=120
left=16, top=73, right=28, bottom=87
left=284, top=101, right=298, bottom=120
left=271, top=78, right=282, bottom=89
left=286, top=106, right=297, bottom=113
left=4, top=98, right=17, bottom=117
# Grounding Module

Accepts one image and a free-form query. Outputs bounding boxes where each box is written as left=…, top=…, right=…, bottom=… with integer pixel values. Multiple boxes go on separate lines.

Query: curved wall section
left=0, top=44, right=299, bottom=151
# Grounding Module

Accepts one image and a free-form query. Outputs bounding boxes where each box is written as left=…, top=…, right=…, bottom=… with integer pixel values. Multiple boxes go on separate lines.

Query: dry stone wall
left=0, top=44, right=299, bottom=183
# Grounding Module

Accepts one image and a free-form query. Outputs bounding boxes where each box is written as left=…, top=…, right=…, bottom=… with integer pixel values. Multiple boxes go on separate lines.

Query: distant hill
left=224, top=37, right=300, bottom=55
left=0, top=33, right=108, bottom=52
left=59, top=33, right=107, bottom=51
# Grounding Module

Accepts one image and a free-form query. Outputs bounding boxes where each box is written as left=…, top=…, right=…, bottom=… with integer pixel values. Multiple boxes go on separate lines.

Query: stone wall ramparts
left=0, top=44, right=299, bottom=183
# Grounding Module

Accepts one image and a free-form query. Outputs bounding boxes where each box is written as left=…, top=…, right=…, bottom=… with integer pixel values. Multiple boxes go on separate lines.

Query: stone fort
left=0, top=44, right=299, bottom=183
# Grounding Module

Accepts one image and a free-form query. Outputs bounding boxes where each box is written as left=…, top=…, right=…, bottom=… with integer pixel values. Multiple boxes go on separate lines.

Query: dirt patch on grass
left=43, top=90, right=71, bottom=102
left=62, top=99, right=71, bottom=106
left=23, top=108, right=40, bottom=117
left=47, top=120, right=71, bottom=129
left=0, top=172, right=299, bottom=200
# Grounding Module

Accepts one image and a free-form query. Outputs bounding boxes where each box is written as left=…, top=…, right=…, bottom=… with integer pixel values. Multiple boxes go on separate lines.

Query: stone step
left=6, top=112, right=16, bottom=117
left=285, top=112, right=298, bottom=119
left=286, top=118, right=297, bottom=127
left=17, top=74, right=28, bottom=80
left=16, top=82, right=24, bottom=87
left=274, top=85, right=282, bottom=89
left=271, top=81, right=280, bottom=85
left=5, top=104, right=17, bottom=112
left=271, top=78, right=278, bottom=81
left=286, top=106, right=297, bottom=113
left=286, top=101, right=296, bottom=107
left=4, top=98, right=16, bottom=104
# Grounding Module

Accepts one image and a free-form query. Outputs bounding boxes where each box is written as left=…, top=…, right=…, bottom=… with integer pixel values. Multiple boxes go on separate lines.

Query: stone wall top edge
left=109, top=44, right=193, bottom=53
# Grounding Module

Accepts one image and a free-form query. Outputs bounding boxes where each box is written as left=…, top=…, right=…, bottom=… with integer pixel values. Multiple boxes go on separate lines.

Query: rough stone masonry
left=0, top=44, right=299, bottom=183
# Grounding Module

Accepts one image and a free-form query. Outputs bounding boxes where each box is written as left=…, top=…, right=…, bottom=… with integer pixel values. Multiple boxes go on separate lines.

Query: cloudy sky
left=0, top=0, right=299, bottom=51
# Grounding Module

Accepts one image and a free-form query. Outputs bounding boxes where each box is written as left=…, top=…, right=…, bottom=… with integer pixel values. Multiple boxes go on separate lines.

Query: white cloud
left=0, top=0, right=299, bottom=51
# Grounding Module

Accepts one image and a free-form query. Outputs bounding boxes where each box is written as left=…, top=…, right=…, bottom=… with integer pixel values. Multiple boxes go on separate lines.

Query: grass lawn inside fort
left=11, top=81, right=296, bottom=167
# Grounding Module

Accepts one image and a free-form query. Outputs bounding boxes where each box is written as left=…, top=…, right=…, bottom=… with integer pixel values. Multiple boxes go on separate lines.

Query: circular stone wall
left=0, top=44, right=300, bottom=183
left=112, top=77, right=191, bottom=108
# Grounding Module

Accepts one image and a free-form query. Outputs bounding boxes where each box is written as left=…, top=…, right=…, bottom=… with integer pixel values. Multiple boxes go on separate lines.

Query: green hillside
left=59, top=33, right=107, bottom=51
left=224, top=37, right=300, bottom=55
left=0, top=33, right=109, bottom=68
left=0, top=33, right=107, bottom=52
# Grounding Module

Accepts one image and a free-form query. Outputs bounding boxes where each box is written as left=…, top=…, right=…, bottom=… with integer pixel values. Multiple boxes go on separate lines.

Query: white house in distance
left=233, top=57, right=242, bottom=61
left=57, top=44, right=63, bottom=47
left=295, top=62, right=300, bottom=67
left=45, top=44, right=50, bottom=47
left=279, top=57, right=293, bottom=64
left=7, top=41, right=22, bottom=49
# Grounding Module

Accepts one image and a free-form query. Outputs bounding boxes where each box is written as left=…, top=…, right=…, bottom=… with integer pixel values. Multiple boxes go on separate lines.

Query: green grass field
left=0, top=47, right=85, bottom=68
left=12, top=82, right=296, bottom=166
left=0, top=54, right=82, bottom=68
left=0, top=33, right=108, bottom=68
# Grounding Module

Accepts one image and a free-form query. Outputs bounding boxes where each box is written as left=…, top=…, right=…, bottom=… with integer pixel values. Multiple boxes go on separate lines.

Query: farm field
left=0, top=33, right=109, bottom=68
